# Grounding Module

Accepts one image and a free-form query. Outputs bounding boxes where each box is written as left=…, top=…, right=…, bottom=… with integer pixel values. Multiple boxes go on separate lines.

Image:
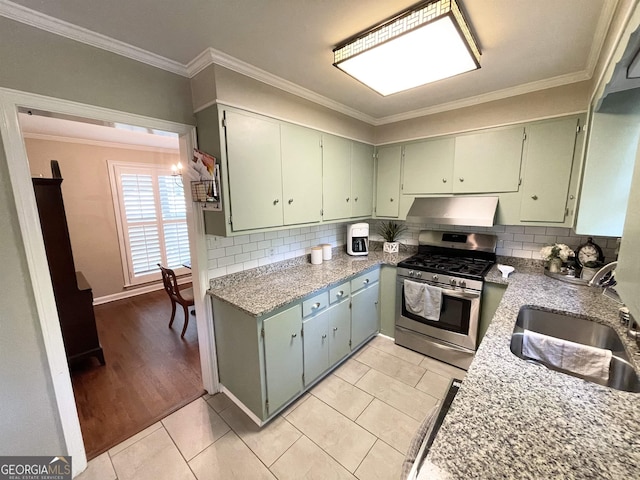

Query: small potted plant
left=377, top=221, right=407, bottom=253
left=540, top=243, right=574, bottom=273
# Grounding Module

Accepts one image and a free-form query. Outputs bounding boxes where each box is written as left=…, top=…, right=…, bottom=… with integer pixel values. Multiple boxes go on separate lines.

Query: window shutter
left=158, top=176, right=190, bottom=269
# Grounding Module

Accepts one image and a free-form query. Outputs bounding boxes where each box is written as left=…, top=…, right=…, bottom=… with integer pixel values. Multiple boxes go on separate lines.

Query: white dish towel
left=404, top=279, right=442, bottom=321
left=522, top=329, right=612, bottom=382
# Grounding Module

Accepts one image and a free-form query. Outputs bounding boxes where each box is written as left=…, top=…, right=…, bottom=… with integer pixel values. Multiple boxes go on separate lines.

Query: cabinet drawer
left=329, top=282, right=350, bottom=304
left=351, top=268, right=380, bottom=293
left=302, top=292, right=329, bottom=317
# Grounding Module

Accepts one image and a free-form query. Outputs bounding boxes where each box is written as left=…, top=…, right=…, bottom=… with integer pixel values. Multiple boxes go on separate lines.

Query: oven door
left=395, top=277, right=480, bottom=351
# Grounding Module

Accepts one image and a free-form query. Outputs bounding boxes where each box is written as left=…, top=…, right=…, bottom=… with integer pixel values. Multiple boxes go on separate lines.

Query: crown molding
left=372, top=70, right=592, bottom=125
left=23, top=132, right=180, bottom=153
left=586, top=0, right=619, bottom=77
left=0, top=0, right=189, bottom=76
left=187, top=47, right=377, bottom=125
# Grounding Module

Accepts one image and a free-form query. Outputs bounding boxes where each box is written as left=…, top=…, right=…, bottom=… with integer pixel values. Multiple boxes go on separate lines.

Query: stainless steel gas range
left=395, top=230, right=497, bottom=370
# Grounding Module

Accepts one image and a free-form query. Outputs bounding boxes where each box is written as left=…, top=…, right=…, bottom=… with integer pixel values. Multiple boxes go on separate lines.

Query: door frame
left=0, top=87, right=219, bottom=476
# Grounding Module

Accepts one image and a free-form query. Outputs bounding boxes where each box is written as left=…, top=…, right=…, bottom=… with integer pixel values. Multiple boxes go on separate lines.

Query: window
left=109, top=162, right=190, bottom=286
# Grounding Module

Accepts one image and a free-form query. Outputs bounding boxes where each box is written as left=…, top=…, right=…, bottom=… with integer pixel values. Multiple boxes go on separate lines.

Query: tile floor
left=76, top=335, right=466, bottom=480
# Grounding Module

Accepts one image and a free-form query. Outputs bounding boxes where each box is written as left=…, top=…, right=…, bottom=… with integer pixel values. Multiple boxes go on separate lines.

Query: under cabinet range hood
left=406, top=196, right=499, bottom=227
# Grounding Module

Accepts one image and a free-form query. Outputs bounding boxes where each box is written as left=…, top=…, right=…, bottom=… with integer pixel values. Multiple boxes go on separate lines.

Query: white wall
left=206, top=222, right=349, bottom=278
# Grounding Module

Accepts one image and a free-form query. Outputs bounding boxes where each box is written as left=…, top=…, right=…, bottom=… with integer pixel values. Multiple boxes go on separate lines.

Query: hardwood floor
left=71, top=287, right=204, bottom=459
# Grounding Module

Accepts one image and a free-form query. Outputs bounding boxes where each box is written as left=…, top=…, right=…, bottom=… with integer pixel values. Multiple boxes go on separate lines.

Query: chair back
left=158, top=264, right=180, bottom=299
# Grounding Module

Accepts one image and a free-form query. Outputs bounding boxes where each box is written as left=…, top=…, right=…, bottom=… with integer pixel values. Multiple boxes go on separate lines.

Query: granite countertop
left=207, top=249, right=414, bottom=317
left=421, top=263, right=640, bottom=479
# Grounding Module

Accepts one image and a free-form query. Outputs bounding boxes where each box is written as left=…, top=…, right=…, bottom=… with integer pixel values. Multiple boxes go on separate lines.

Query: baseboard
left=93, top=275, right=192, bottom=305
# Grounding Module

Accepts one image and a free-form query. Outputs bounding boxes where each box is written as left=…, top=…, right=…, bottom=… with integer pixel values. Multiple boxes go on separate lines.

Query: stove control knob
left=432, top=274, right=439, bottom=281
left=450, top=278, right=457, bottom=286
left=459, top=280, right=467, bottom=288
left=409, top=270, right=415, bottom=277
left=416, top=271, right=422, bottom=278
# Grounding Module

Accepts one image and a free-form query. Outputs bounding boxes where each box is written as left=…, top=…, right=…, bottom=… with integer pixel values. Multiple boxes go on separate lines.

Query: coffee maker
left=347, top=223, right=369, bottom=256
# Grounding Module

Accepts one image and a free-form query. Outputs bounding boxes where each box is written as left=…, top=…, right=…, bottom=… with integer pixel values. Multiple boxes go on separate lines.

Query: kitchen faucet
left=588, top=261, right=618, bottom=288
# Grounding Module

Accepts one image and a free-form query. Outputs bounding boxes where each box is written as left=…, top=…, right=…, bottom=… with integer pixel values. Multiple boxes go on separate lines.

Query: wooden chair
left=158, top=264, right=194, bottom=337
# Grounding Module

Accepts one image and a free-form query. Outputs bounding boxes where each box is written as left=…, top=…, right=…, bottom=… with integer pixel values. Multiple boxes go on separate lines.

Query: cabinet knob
left=442, top=178, right=447, bottom=183
left=336, top=291, right=344, bottom=297
left=322, top=334, right=327, bottom=339
left=390, top=198, right=394, bottom=202
left=312, top=302, right=321, bottom=309
left=531, top=195, right=538, bottom=200
left=333, top=327, right=338, bottom=332
left=569, top=195, right=575, bottom=200
left=363, top=278, right=370, bottom=285
left=459, top=177, right=464, bottom=182
left=273, top=199, right=280, bottom=205
left=354, top=197, right=358, bottom=202
left=346, top=197, right=350, bottom=202
left=288, top=198, right=294, bottom=204
left=291, top=333, right=297, bottom=338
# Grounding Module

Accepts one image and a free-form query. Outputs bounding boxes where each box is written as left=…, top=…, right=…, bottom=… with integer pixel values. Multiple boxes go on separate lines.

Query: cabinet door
left=375, top=145, right=402, bottom=217
left=520, top=118, right=578, bottom=222
left=281, top=124, right=323, bottom=225
left=403, top=138, right=454, bottom=194
left=322, top=134, right=352, bottom=221
left=351, top=142, right=374, bottom=217
left=263, top=305, right=303, bottom=414
left=225, top=110, right=283, bottom=230
left=328, top=300, right=351, bottom=366
left=453, top=127, right=524, bottom=193
left=303, top=310, right=329, bottom=386
left=351, top=282, right=380, bottom=349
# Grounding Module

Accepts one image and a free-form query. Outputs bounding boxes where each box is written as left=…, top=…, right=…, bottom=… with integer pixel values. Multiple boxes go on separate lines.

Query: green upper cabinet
left=519, top=117, right=580, bottom=222
left=263, top=304, right=303, bottom=415
left=375, top=145, right=403, bottom=217
left=322, top=135, right=375, bottom=221
left=281, top=123, right=323, bottom=225
left=453, top=126, right=524, bottom=193
left=403, top=138, right=454, bottom=194
left=322, top=134, right=352, bottom=221
left=351, top=142, right=375, bottom=217
left=225, top=110, right=283, bottom=231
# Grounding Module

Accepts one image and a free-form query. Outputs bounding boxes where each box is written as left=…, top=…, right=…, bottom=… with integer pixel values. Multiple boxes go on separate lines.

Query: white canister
left=321, top=244, right=332, bottom=261
left=311, top=246, right=323, bottom=265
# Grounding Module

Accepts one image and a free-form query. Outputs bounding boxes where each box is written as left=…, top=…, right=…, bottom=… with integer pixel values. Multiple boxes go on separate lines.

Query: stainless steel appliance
left=347, top=223, right=369, bottom=256
left=395, top=230, right=497, bottom=370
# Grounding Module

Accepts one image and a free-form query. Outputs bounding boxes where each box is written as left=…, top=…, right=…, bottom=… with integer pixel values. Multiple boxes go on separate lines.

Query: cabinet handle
left=322, top=334, right=327, bottom=339
left=346, top=197, right=350, bottom=202
left=459, top=177, right=464, bottom=182
left=291, top=333, right=297, bottom=338
left=311, top=302, right=321, bottom=309
left=442, top=178, right=447, bottom=183
left=333, top=327, right=338, bottom=332
left=390, top=198, right=394, bottom=202
left=531, top=195, right=538, bottom=200
left=288, top=198, right=294, bottom=204
left=363, top=279, right=370, bottom=285
left=273, top=199, right=280, bottom=205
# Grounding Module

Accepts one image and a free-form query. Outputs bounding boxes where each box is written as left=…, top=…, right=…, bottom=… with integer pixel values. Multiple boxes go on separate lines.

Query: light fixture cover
left=333, top=0, right=480, bottom=96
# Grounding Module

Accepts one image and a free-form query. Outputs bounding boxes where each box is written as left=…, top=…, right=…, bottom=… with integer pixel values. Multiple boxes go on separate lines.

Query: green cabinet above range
left=375, top=114, right=585, bottom=226
left=196, top=105, right=375, bottom=236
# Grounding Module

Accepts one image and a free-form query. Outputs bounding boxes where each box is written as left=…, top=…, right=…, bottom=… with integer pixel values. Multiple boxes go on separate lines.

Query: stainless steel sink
left=510, top=306, right=640, bottom=392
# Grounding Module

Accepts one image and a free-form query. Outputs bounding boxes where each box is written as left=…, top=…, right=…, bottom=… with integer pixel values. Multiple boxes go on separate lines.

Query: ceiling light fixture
left=333, top=0, right=480, bottom=96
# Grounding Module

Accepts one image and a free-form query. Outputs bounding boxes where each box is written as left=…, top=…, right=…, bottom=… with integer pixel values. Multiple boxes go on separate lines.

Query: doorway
left=0, top=88, right=218, bottom=474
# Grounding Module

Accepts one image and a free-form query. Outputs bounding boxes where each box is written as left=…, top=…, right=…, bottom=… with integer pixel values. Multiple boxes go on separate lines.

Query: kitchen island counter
left=421, top=266, right=640, bottom=479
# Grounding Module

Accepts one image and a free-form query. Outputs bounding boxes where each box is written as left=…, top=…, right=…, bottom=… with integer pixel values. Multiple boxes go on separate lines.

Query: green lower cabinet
left=328, top=300, right=351, bottom=365
left=263, top=305, right=304, bottom=415
left=303, top=309, right=330, bottom=387
left=351, top=281, right=380, bottom=349
left=478, top=282, right=507, bottom=345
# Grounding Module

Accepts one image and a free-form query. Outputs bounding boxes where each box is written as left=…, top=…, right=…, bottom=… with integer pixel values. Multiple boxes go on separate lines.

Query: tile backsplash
left=205, top=220, right=619, bottom=279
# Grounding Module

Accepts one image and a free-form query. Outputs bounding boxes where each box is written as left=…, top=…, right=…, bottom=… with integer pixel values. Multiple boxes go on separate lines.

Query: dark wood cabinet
left=32, top=176, right=105, bottom=366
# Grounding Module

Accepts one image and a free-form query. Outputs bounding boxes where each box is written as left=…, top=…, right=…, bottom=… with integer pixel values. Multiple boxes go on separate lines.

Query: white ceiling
left=2, top=0, right=617, bottom=123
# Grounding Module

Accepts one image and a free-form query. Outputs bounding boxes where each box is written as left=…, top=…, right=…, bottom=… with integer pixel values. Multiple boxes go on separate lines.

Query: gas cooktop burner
left=399, top=253, right=494, bottom=279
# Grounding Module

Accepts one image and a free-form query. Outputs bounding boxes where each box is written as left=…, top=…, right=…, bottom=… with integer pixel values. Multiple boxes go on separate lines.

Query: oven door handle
left=443, top=289, right=480, bottom=300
